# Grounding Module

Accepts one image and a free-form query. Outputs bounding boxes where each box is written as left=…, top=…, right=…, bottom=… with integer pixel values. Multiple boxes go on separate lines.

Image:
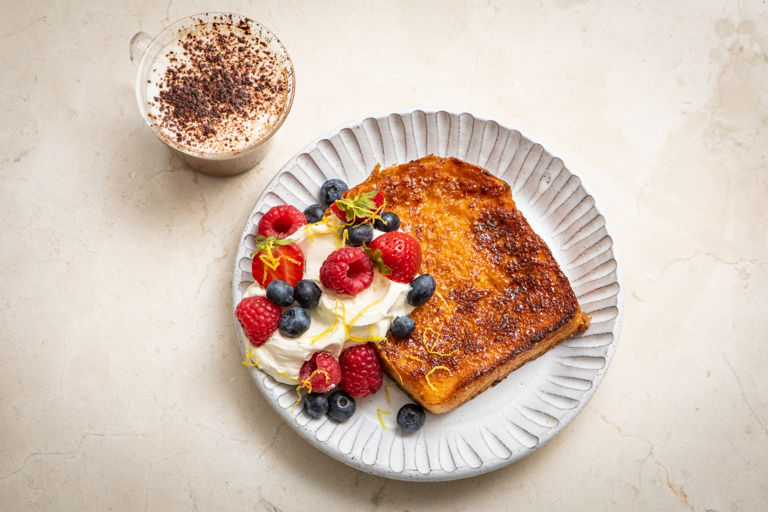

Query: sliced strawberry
left=258, top=205, right=306, bottom=238
left=331, top=190, right=385, bottom=224
left=251, top=235, right=305, bottom=287
left=366, top=231, right=422, bottom=283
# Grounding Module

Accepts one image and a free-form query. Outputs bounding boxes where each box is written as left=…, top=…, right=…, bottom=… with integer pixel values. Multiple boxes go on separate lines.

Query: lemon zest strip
left=300, top=369, right=330, bottom=392
left=321, top=214, right=345, bottom=249
left=376, top=408, right=391, bottom=430
left=367, top=324, right=385, bottom=341
left=340, top=300, right=388, bottom=343
left=308, top=300, right=341, bottom=344
left=323, top=215, right=341, bottom=229
left=348, top=296, right=386, bottom=326
left=257, top=247, right=301, bottom=284
left=242, top=348, right=260, bottom=367
left=383, top=382, right=395, bottom=406
left=304, top=216, right=341, bottom=242
left=435, top=291, right=450, bottom=309
left=421, top=328, right=459, bottom=358
left=404, top=354, right=425, bottom=364
left=290, top=385, right=305, bottom=412
left=291, top=368, right=330, bottom=412
left=277, top=372, right=299, bottom=383
left=305, top=224, right=316, bottom=242
left=289, top=359, right=332, bottom=413
left=345, top=331, right=379, bottom=343
left=425, top=365, right=452, bottom=392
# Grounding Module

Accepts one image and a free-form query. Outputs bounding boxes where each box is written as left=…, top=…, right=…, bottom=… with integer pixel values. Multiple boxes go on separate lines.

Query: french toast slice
left=347, top=155, right=590, bottom=414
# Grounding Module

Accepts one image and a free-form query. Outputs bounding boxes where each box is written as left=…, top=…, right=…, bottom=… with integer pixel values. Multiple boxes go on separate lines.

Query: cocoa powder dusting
left=151, top=16, right=291, bottom=153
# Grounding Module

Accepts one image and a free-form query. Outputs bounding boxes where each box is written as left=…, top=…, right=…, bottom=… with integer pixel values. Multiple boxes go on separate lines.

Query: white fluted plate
left=232, top=110, right=622, bottom=481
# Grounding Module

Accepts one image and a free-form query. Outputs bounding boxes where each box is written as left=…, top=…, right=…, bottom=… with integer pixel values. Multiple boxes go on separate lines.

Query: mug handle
left=129, top=32, right=152, bottom=66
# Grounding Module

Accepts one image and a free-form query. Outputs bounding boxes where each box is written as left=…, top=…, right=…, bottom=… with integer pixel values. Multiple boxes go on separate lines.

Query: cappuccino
left=144, top=14, right=293, bottom=155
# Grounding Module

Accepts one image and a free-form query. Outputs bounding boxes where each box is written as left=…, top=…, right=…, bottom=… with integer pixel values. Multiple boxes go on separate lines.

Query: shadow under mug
left=129, top=13, right=295, bottom=177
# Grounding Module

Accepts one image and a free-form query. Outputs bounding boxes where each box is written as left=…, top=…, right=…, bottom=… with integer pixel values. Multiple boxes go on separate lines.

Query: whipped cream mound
left=242, top=217, right=414, bottom=384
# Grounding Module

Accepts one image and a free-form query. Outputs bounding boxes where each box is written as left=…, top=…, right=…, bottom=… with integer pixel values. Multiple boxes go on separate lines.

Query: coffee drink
left=143, top=14, right=293, bottom=156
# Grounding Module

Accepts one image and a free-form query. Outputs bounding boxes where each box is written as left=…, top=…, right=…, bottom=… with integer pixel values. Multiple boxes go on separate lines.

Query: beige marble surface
left=2, top=0, right=767, bottom=510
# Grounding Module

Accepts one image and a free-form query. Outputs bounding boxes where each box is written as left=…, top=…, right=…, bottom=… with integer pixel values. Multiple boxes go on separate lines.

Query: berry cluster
left=300, top=343, right=382, bottom=423
left=298, top=344, right=382, bottom=399
left=317, top=185, right=430, bottom=295
left=300, top=342, right=425, bottom=432
left=235, top=178, right=437, bottom=432
left=235, top=204, right=322, bottom=344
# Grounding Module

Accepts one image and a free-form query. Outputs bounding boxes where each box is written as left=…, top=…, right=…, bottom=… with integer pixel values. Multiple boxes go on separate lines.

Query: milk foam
left=145, top=21, right=292, bottom=154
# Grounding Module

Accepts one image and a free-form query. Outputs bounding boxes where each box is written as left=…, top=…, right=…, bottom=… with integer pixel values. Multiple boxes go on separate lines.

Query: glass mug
left=129, top=13, right=295, bottom=177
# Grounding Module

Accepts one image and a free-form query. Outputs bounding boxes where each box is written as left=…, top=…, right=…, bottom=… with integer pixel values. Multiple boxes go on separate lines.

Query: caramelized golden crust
left=347, top=155, right=589, bottom=414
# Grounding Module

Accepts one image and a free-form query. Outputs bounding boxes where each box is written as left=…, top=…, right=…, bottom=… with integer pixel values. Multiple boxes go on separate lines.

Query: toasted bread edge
left=380, top=309, right=590, bottom=414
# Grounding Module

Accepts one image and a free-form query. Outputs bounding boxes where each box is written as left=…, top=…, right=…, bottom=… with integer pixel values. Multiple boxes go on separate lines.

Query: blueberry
left=390, top=316, right=415, bottom=337
left=373, top=211, right=400, bottom=232
left=279, top=307, right=311, bottom=338
left=407, top=274, right=437, bottom=306
left=294, top=279, right=322, bottom=308
left=266, top=280, right=294, bottom=307
left=304, top=393, right=328, bottom=419
left=343, top=224, right=373, bottom=247
left=303, top=203, right=325, bottom=224
left=397, top=403, right=426, bottom=433
left=320, top=179, right=348, bottom=207
left=327, top=390, right=356, bottom=422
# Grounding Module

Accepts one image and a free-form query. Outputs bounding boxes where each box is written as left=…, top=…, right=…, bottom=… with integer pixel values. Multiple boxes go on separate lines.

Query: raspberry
left=236, top=296, right=281, bottom=346
left=299, top=351, right=342, bottom=393
left=339, top=343, right=382, bottom=398
left=319, top=247, right=374, bottom=296
left=258, top=205, right=307, bottom=238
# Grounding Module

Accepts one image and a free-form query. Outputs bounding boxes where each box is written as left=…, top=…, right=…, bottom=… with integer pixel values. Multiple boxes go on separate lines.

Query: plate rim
left=231, top=108, right=624, bottom=481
